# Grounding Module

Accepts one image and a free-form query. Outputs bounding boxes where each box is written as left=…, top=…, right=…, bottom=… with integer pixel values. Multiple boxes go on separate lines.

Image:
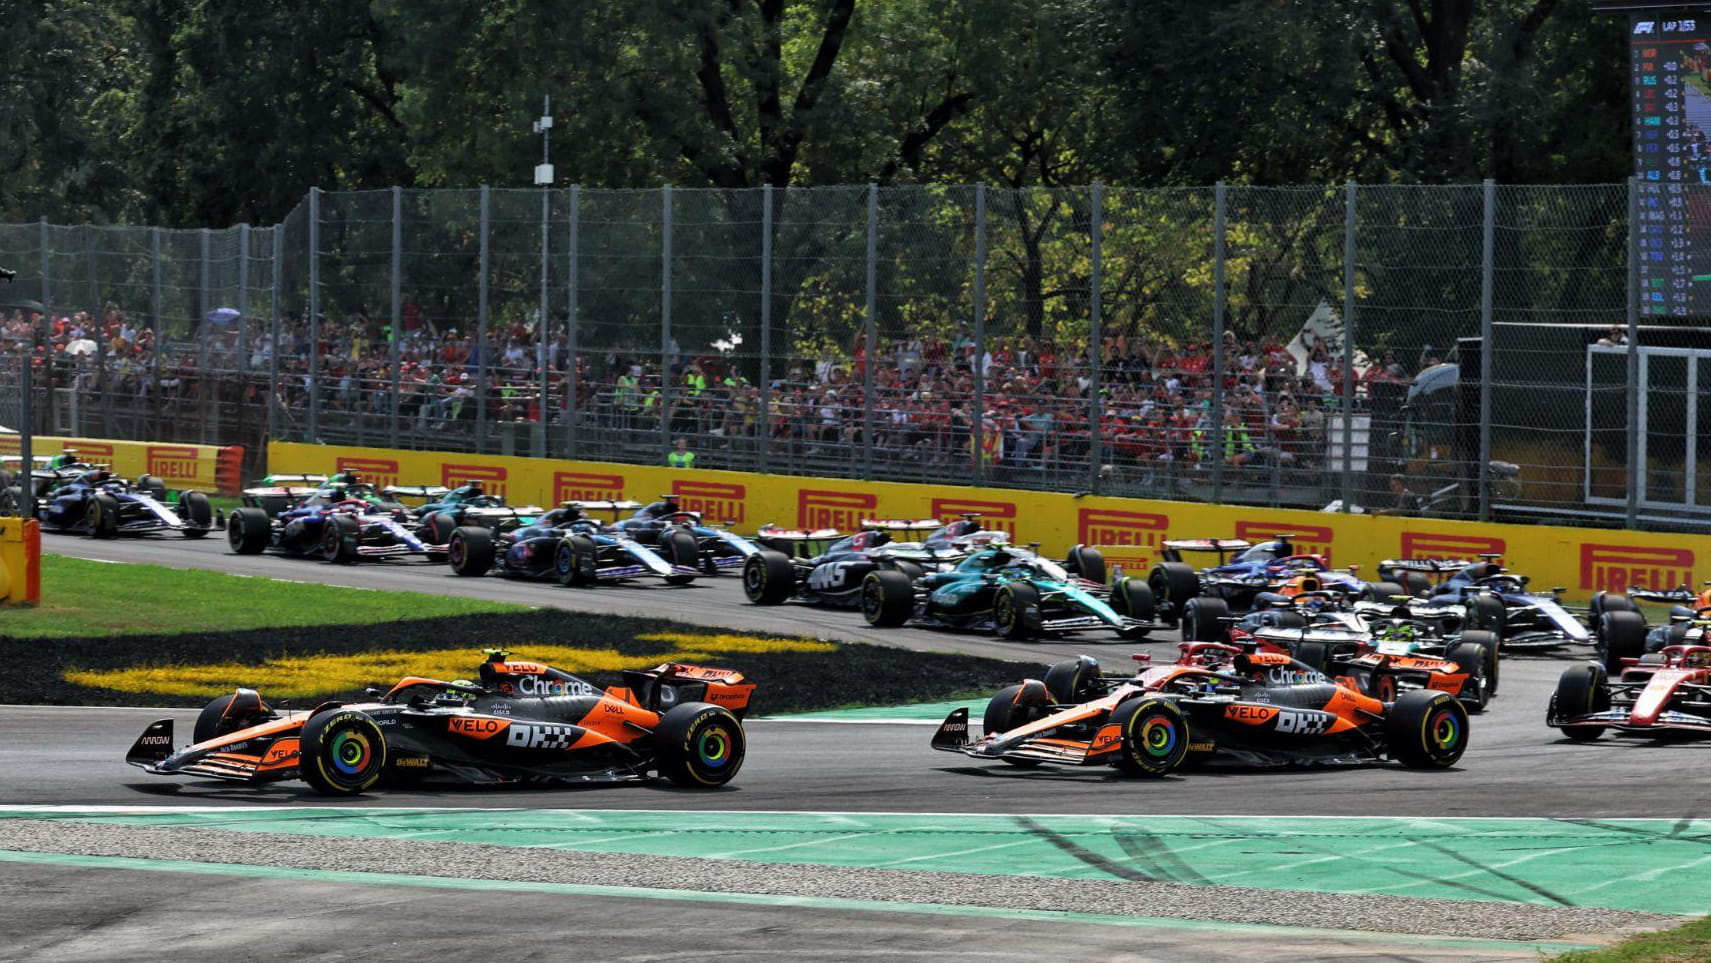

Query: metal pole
left=269, top=226, right=281, bottom=442
left=199, top=227, right=211, bottom=444
left=477, top=184, right=491, bottom=451
left=238, top=225, right=250, bottom=380
left=1340, top=181, right=1356, bottom=513
left=390, top=186, right=403, bottom=448
left=1479, top=180, right=1496, bottom=522
left=661, top=184, right=674, bottom=457
left=307, top=187, right=321, bottom=442
left=863, top=184, right=878, bottom=480
left=151, top=226, right=162, bottom=439
left=537, top=167, right=550, bottom=458
left=758, top=184, right=773, bottom=474
left=1626, top=177, right=1641, bottom=527
left=1088, top=183, right=1104, bottom=493
left=972, top=185, right=988, bottom=483
left=1212, top=182, right=1227, bottom=503
left=85, top=226, right=100, bottom=410
left=565, top=185, right=580, bottom=458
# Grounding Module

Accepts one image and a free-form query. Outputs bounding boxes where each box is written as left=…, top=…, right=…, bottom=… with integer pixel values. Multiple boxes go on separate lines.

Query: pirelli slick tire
left=448, top=526, right=495, bottom=576
left=993, top=582, right=1042, bottom=640
left=1148, top=562, right=1200, bottom=626
left=1553, top=664, right=1610, bottom=742
left=743, top=550, right=796, bottom=605
left=228, top=507, right=270, bottom=555
left=1469, top=593, right=1507, bottom=635
left=179, top=490, right=213, bottom=537
left=1110, top=578, right=1157, bottom=634
left=663, top=529, right=700, bottom=585
left=137, top=474, right=169, bottom=500
left=1181, top=596, right=1230, bottom=644
left=192, top=691, right=271, bottom=745
left=1394, top=570, right=1433, bottom=599
left=1599, top=610, right=1648, bottom=676
left=322, top=514, right=360, bottom=564
left=1446, top=641, right=1492, bottom=713
left=1043, top=657, right=1102, bottom=704
left=86, top=492, right=120, bottom=539
left=655, top=702, right=745, bottom=788
left=1111, top=697, right=1190, bottom=777
left=1458, top=629, right=1501, bottom=696
left=1386, top=690, right=1469, bottom=769
left=982, top=681, right=1051, bottom=767
left=299, top=708, right=388, bottom=796
left=1590, top=591, right=1637, bottom=622
left=861, top=569, right=915, bottom=627
left=426, top=512, right=459, bottom=547
left=556, top=535, right=598, bottom=587
left=1363, top=580, right=1406, bottom=603
left=1064, top=545, right=1106, bottom=585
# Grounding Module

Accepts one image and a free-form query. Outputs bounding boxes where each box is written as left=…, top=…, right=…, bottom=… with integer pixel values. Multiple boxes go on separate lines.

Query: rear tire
left=299, top=709, right=388, bottom=795
left=227, top=507, right=270, bottom=554
left=861, top=569, right=915, bottom=627
left=743, top=550, right=796, bottom=605
left=1064, top=545, right=1106, bottom=585
left=1181, top=596, right=1230, bottom=643
left=1395, top=570, right=1433, bottom=598
left=1469, top=593, right=1506, bottom=635
left=1553, top=664, right=1610, bottom=742
left=1111, top=697, right=1190, bottom=776
left=1446, top=641, right=1491, bottom=713
left=655, top=703, right=746, bottom=787
left=1363, top=580, right=1406, bottom=603
left=448, top=526, right=495, bottom=576
left=1386, top=690, right=1469, bottom=768
left=1458, top=629, right=1501, bottom=696
left=1148, top=562, right=1200, bottom=626
left=1599, top=610, right=1648, bottom=676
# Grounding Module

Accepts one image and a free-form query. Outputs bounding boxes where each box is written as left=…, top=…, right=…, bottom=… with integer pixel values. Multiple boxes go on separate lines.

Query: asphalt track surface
left=9, top=534, right=1709, bottom=960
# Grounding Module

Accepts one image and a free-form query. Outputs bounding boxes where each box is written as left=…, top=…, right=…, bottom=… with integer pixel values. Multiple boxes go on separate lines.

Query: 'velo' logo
left=1077, top=508, right=1170, bottom=568
left=931, top=498, right=1018, bottom=537
left=797, top=489, right=879, bottom=532
left=1399, top=532, right=1506, bottom=560
left=145, top=445, right=200, bottom=482
left=336, top=457, right=401, bottom=490
left=1234, top=521, right=1334, bottom=564
left=553, top=471, right=625, bottom=503
left=440, top=464, right=508, bottom=499
left=1580, top=543, right=1696, bottom=593
left=672, top=481, right=746, bottom=525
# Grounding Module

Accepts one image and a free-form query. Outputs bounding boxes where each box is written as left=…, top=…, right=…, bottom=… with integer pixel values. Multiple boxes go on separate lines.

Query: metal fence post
left=1088, top=183, right=1104, bottom=493
left=85, top=226, right=100, bottom=404
left=477, top=184, right=491, bottom=451
left=1212, top=182, right=1227, bottom=503
left=269, top=226, right=282, bottom=443
left=759, top=184, right=773, bottom=474
left=566, top=185, right=580, bottom=458
left=308, top=187, right=321, bottom=442
left=390, top=186, right=403, bottom=448
left=1479, top=179, right=1496, bottom=522
left=661, top=184, right=674, bottom=458
left=1340, top=181, right=1357, bottom=513
left=972, top=185, right=988, bottom=484
left=863, top=184, right=877, bottom=480
left=199, top=227, right=212, bottom=443
left=536, top=178, right=550, bottom=458
left=1626, top=177, right=1641, bottom=527
left=238, top=224, right=250, bottom=381
left=151, top=226, right=163, bottom=440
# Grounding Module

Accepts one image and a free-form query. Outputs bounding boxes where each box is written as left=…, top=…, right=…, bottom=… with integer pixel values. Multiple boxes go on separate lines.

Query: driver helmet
left=89, top=469, right=112, bottom=484
left=1377, top=622, right=1420, bottom=643
left=987, top=549, right=1016, bottom=569
left=48, top=453, right=78, bottom=470
left=461, top=480, right=485, bottom=496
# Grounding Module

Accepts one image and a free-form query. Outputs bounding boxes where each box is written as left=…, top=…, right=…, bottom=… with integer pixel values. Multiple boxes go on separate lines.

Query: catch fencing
left=0, top=181, right=1694, bottom=531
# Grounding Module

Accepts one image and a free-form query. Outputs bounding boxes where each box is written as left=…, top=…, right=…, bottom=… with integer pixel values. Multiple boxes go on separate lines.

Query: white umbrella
left=65, top=338, right=98, bottom=357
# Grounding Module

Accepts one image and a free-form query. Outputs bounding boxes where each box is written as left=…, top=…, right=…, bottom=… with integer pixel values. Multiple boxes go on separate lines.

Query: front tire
left=993, top=581, right=1041, bottom=640
left=1111, top=697, right=1190, bottom=776
left=1468, top=593, right=1506, bottom=635
left=322, top=514, right=359, bottom=563
left=1458, top=629, right=1500, bottom=696
left=1599, top=610, right=1648, bottom=675
left=1446, top=640, right=1491, bottom=713
left=192, top=691, right=271, bottom=744
left=1181, top=596, right=1230, bottom=643
left=86, top=492, right=120, bottom=539
left=655, top=703, right=746, bottom=787
left=227, top=507, right=270, bottom=554
left=1386, top=690, right=1469, bottom=768
left=1552, top=664, right=1610, bottom=742
left=743, top=550, right=796, bottom=605
left=448, top=526, right=495, bottom=576
left=179, top=491, right=213, bottom=537
left=1110, top=577, right=1157, bottom=635
left=981, top=682, right=1051, bottom=767
left=662, top=529, right=699, bottom=585
left=1148, top=562, right=1200, bottom=627
left=299, top=708, right=388, bottom=795
left=861, top=569, right=915, bottom=627
left=1064, top=545, right=1106, bottom=585
left=1043, top=657, right=1102, bottom=704
left=557, top=534, right=598, bottom=586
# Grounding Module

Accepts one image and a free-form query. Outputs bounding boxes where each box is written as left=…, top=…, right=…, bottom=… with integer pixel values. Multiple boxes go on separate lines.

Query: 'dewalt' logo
left=336, top=457, right=401, bottom=490
left=797, top=489, right=878, bottom=531
left=1234, top=521, right=1334, bottom=564
left=440, top=464, right=508, bottom=499
left=145, top=445, right=200, bottom=482
left=1580, top=543, right=1696, bottom=593
left=1400, top=532, right=1506, bottom=561
left=672, top=481, right=746, bottom=525
left=553, top=471, right=625, bottom=503
left=1077, top=509, right=1169, bottom=568
left=931, top=498, right=1018, bottom=537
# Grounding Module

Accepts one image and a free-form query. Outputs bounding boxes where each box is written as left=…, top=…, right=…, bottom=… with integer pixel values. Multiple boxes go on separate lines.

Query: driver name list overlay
left=1633, top=15, right=1711, bottom=317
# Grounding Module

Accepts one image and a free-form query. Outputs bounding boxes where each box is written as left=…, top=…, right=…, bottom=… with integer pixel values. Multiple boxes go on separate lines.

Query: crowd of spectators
left=2, top=300, right=1419, bottom=488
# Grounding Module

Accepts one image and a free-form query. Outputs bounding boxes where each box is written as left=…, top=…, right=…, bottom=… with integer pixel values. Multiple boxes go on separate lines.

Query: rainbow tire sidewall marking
left=330, top=730, right=375, bottom=776
left=1423, top=700, right=1467, bottom=763
left=684, top=711, right=744, bottom=785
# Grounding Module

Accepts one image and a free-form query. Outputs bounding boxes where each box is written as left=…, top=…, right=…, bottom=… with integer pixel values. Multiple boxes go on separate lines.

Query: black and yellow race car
left=126, top=650, right=751, bottom=795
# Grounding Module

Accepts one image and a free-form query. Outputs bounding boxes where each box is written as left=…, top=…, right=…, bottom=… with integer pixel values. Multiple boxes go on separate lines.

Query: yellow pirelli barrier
left=0, top=517, right=41, bottom=607
left=0, top=435, right=244, bottom=496
left=270, top=441, right=1709, bottom=601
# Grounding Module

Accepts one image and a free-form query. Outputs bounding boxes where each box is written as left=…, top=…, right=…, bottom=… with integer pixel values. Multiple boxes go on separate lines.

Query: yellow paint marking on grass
left=64, top=637, right=834, bottom=700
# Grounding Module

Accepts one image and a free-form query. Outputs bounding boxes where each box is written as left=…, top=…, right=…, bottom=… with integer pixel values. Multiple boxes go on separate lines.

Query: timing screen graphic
left=1632, top=16, right=1711, bottom=317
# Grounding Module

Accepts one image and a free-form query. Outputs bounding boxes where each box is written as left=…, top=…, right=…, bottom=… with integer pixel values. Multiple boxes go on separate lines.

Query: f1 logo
left=553, top=471, right=625, bottom=503
left=336, top=457, right=401, bottom=490
left=797, top=489, right=879, bottom=531
left=440, top=463, right=508, bottom=499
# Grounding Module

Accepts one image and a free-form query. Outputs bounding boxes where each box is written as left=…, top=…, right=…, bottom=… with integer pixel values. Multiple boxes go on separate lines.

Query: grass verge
left=3, top=555, right=527, bottom=638
left=1550, top=917, right=1711, bottom=962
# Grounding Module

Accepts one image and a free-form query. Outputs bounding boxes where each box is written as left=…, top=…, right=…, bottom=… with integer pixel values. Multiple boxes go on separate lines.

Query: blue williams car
left=36, top=465, right=214, bottom=539
left=227, top=477, right=446, bottom=563
left=1146, top=536, right=1400, bottom=641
